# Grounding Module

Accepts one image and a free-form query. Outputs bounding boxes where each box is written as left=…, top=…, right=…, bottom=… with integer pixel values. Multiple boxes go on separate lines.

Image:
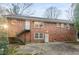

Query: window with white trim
left=34, top=33, right=44, bottom=39
left=34, top=22, right=44, bottom=28
left=61, top=23, right=64, bottom=28
left=56, top=23, right=60, bottom=27
left=66, top=24, right=70, bottom=29
left=56, top=23, right=65, bottom=28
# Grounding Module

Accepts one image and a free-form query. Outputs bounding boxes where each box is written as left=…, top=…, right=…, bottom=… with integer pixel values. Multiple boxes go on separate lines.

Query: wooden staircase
left=15, top=37, right=25, bottom=45
left=9, top=37, right=25, bottom=45
left=10, top=29, right=30, bottom=45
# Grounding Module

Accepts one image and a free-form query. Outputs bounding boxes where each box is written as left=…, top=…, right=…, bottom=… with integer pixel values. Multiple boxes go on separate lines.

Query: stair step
left=10, top=37, right=25, bottom=45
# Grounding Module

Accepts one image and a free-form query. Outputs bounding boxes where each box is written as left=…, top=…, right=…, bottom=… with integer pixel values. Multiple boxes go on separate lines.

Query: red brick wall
left=46, top=22, right=76, bottom=42
left=7, top=18, right=25, bottom=37
left=7, top=18, right=76, bottom=43
left=30, top=21, right=76, bottom=42
left=18, top=32, right=31, bottom=43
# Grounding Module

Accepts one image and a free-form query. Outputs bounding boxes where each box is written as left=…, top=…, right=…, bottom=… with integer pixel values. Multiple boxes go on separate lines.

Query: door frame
left=45, top=34, right=49, bottom=42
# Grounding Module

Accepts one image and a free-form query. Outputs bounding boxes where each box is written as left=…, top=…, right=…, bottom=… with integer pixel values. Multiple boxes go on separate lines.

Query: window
left=34, top=22, right=44, bottom=28
left=66, top=24, right=70, bottom=29
left=11, top=20, right=17, bottom=25
left=34, top=33, right=44, bottom=39
left=56, top=23, right=60, bottom=27
left=61, top=24, right=64, bottom=28
left=56, top=23, right=65, bottom=28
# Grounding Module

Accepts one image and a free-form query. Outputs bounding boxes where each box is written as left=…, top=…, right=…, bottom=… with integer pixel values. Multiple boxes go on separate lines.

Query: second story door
left=25, top=21, right=30, bottom=30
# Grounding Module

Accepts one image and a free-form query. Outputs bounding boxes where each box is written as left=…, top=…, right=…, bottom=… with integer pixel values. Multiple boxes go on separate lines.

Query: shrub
left=0, top=32, right=9, bottom=55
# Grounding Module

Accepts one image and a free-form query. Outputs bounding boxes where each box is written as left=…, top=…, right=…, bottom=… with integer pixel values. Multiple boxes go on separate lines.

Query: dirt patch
left=16, top=42, right=79, bottom=55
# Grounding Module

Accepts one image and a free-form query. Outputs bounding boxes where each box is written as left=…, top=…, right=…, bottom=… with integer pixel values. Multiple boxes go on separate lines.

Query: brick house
left=3, top=15, right=76, bottom=44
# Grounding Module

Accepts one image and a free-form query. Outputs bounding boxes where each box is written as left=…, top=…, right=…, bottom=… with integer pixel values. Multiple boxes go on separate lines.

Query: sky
left=0, top=3, right=72, bottom=20
left=29, top=3, right=71, bottom=20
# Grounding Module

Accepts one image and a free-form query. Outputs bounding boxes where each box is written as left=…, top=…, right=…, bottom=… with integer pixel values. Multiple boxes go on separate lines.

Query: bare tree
left=0, top=5, right=8, bottom=16
left=0, top=3, right=33, bottom=16
left=65, top=7, right=73, bottom=21
left=44, top=6, right=61, bottom=19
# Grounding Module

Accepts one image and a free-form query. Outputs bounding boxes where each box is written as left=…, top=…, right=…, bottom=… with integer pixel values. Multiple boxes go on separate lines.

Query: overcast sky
left=30, top=3, right=71, bottom=20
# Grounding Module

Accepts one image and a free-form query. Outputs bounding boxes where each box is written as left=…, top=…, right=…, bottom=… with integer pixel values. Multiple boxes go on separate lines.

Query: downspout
left=74, top=21, right=78, bottom=41
left=30, top=20, right=32, bottom=43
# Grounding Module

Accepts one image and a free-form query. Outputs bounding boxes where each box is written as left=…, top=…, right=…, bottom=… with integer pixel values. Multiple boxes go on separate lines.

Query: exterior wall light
left=3, top=24, right=8, bottom=29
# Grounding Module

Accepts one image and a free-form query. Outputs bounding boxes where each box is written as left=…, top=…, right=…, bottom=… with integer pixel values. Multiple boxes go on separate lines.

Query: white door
left=45, top=34, right=49, bottom=42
